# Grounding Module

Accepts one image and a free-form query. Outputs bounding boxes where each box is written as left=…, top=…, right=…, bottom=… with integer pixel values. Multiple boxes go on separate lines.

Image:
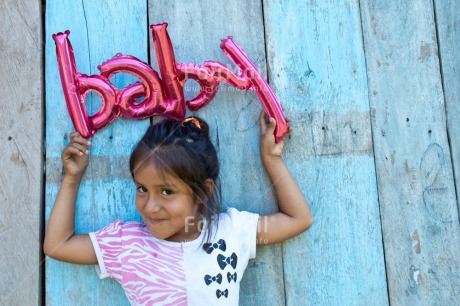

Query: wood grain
left=0, top=0, right=42, bottom=305
left=361, top=0, right=460, bottom=304
left=434, top=0, right=460, bottom=210
left=148, top=1, right=286, bottom=305
left=40, top=0, right=460, bottom=305
left=45, top=0, right=147, bottom=304
left=263, top=0, right=389, bottom=304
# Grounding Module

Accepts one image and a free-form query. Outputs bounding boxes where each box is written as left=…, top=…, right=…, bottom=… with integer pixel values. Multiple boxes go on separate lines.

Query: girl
left=44, top=112, right=313, bottom=305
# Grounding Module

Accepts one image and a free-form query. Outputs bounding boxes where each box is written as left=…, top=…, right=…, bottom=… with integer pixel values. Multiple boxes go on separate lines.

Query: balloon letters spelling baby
left=53, top=23, right=288, bottom=141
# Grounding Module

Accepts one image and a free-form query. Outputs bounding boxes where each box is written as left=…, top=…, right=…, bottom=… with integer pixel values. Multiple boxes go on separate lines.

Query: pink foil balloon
left=204, top=61, right=251, bottom=89
left=176, top=62, right=219, bottom=110
left=53, top=25, right=288, bottom=142
left=98, top=53, right=165, bottom=119
left=151, top=23, right=185, bottom=117
left=220, top=37, right=288, bottom=142
left=77, top=74, right=118, bottom=131
left=53, top=31, right=118, bottom=138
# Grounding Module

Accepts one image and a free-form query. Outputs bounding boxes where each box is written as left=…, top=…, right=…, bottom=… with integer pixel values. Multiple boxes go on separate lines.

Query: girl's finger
left=69, top=132, right=80, bottom=139
left=267, top=117, right=277, bottom=134
left=260, top=111, right=268, bottom=133
left=64, top=146, right=85, bottom=157
left=260, top=111, right=266, bottom=121
left=69, top=132, right=92, bottom=146
left=69, top=143, right=90, bottom=155
left=72, top=136, right=92, bottom=147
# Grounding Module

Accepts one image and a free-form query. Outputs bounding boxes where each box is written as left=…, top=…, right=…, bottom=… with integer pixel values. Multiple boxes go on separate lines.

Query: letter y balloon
left=53, top=23, right=288, bottom=142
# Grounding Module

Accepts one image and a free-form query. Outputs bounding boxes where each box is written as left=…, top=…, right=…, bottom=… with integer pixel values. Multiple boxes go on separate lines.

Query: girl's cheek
left=135, top=198, right=145, bottom=211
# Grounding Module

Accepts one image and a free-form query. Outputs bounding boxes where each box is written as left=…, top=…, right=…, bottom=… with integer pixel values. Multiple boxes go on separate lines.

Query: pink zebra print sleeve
left=89, top=220, right=124, bottom=281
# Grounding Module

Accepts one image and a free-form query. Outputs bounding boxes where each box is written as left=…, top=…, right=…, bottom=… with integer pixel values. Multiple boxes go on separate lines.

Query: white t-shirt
left=89, top=208, right=259, bottom=306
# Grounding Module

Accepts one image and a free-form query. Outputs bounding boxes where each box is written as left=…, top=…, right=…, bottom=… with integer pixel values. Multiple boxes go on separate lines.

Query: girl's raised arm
left=256, top=112, right=313, bottom=245
left=43, top=132, right=97, bottom=264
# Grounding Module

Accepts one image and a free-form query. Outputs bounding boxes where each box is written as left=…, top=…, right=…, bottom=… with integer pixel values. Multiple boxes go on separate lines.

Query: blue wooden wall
left=43, top=0, right=460, bottom=305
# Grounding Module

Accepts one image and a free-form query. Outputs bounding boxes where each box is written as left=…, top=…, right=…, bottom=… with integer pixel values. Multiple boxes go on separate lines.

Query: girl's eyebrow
left=133, top=180, right=177, bottom=188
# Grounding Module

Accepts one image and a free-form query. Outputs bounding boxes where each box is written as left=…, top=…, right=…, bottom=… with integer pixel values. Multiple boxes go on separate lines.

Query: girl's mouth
left=148, top=218, right=166, bottom=225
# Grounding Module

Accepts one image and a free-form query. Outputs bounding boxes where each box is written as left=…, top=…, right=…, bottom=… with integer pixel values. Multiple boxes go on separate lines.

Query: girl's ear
left=204, top=179, right=214, bottom=196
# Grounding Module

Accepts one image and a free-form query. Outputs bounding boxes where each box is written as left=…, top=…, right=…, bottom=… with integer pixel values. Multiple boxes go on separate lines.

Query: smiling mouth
left=148, top=218, right=166, bottom=225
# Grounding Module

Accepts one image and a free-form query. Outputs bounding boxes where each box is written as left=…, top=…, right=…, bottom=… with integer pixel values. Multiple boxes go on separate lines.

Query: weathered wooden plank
left=148, top=1, right=285, bottom=305
left=45, top=0, right=147, bottom=304
left=360, top=0, right=460, bottom=304
left=263, top=0, right=389, bottom=304
left=0, top=1, right=42, bottom=305
left=434, top=0, right=460, bottom=210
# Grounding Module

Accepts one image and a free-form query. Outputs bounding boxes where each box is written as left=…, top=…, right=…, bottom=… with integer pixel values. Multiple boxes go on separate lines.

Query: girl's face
left=133, top=162, right=202, bottom=242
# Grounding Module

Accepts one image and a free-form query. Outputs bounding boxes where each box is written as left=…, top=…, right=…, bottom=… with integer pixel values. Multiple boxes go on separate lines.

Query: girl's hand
left=257, top=111, right=313, bottom=245
left=61, top=132, right=91, bottom=178
left=259, top=111, right=292, bottom=164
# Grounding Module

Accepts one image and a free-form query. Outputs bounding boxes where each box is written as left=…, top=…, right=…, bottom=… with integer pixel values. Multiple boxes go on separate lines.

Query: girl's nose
left=146, top=197, right=161, bottom=213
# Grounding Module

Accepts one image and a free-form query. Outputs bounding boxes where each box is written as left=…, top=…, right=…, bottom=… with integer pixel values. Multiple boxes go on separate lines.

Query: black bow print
left=204, top=273, right=222, bottom=285
left=216, top=289, right=228, bottom=299
left=203, top=239, right=226, bottom=254
left=217, top=253, right=237, bottom=270
left=227, top=272, right=237, bottom=283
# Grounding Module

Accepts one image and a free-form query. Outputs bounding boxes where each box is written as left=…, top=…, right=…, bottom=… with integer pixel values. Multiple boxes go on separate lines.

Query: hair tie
left=182, top=117, right=201, bottom=129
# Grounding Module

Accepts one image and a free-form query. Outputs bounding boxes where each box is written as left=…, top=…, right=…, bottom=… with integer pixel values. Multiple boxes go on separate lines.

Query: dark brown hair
left=129, top=116, right=221, bottom=244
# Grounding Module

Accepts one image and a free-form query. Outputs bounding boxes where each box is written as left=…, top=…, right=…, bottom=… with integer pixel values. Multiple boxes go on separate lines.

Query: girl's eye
left=137, top=186, right=147, bottom=193
left=161, top=189, right=173, bottom=196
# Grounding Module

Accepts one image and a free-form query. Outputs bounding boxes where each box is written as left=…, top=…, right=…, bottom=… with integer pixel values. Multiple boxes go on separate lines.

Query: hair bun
left=182, top=116, right=210, bottom=137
